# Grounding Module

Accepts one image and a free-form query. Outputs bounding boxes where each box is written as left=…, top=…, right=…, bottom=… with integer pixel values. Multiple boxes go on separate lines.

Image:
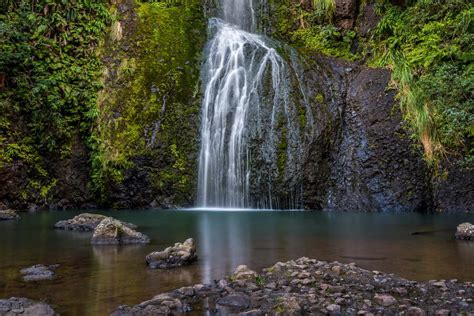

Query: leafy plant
left=0, top=0, right=112, bottom=202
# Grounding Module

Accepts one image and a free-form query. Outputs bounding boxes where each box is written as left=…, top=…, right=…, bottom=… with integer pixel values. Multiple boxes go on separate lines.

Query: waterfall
left=197, top=0, right=306, bottom=209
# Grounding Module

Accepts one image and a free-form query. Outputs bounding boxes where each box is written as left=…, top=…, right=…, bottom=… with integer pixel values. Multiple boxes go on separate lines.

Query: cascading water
left=197, top=0, right=309, bottom=209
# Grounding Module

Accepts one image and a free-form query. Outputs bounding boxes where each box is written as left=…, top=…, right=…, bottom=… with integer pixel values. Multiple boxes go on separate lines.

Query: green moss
left=264, top=0, right=357, bottom=60
left=94, top=0, right=206, bottom=204
left=315, top=93, right=324, bottom=103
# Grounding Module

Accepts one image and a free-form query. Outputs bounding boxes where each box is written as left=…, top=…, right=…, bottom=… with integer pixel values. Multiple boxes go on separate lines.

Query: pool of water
left=0, top=210, right=473, bottom=314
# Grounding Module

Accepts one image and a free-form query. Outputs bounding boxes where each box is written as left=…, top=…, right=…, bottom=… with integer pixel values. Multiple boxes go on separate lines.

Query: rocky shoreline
left=113, top=257, right=473, bottom=315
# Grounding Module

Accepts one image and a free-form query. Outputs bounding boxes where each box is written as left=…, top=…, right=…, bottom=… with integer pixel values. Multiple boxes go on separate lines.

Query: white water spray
left=197, top=0, right=306, bottom=208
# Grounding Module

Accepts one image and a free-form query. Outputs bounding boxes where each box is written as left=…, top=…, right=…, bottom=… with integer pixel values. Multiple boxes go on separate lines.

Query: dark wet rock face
left=0, top=297, right=56, bottom=316
left=433, top=160, right=474, bottom=213
left=334, top=0, right=358, bottom=29
left=20, top=264, right=58, bottom=282
left=146, top=238, right=197, bottom=269
left=455, top=222, right=474, bottom=240
left=0, top=210, right=20, bottom=221
left=54, top=213, right=136, bottom=232
left=112, top=257, right=474, bottom=315
left=91, top=217, right=149, bottom=245
left=300, top=57, right=431, bottom=212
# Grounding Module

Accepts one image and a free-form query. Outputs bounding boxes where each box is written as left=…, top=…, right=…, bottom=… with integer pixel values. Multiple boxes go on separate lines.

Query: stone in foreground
left=20, top=264, right=58, bottom=282
left=54, top=213, right=137, bottom=232
left=0, top=297, right=56, bottom=316
left=146, top=238, right=197, bottom=269
left=455, top=222, right=474, bottom=240
left=0, top=210, right=20, bottom=221
left=91, top=217, right=149, bottom=245
left=112, top=257, right=473, bottom=315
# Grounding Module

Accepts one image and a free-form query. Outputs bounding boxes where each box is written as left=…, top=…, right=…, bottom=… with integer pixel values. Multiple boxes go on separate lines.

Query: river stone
left=54, top=213, right=137, bottom=232
left=327, top=303, right=341, bottom=315
left=0, top=297, right=56, bottom=315
left=0, top=210, right=20, bottom=221
left=113, top=256, right=474, bottom=315
left=91, top=217, right=149, bottom=245
left=455, top=222, right=474, bottom=240
left=406, top=306, right=426, bottom=316
left=374, top=293, right=396, bottom=306
left=20, top=264, right=58, bottom=282
left=146, top=238, right=197, bottom=269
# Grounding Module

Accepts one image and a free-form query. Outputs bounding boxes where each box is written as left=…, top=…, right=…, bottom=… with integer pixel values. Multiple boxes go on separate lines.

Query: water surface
left=1, top=210, right=473, bottom=314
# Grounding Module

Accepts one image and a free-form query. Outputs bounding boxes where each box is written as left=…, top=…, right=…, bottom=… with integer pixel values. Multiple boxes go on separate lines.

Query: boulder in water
left=0, top=297, right=56, bottom=315
left=455, top=222, right=474, bottom=240
left=91, top=217, right=149, bottom=245
left=146, top=238, right=197, bottom=269
left=0, top=209, right=20, bottom=221
left=54, top=213, right=137, bottom=232
left=20, top=264, right=58, bottom=282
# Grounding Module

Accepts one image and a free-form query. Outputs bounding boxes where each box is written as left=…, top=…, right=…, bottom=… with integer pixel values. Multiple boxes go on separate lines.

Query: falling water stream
left=197, top=0, right=307, bottom=209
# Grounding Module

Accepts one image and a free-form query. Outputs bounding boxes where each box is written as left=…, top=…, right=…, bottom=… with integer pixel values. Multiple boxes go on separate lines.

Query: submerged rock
left=91, top=217, right=149, bottom=245
left=54, top=213, right=136, bottom=232
left=113, top=257, right=474, bottom=315
left=20, top=264, right=58, bottom=282
left=146, top=238, right=197, bottom=269
left=455, top=222, right=474, bottom=240
left=0, top=297, right=56, bottom=315
left=0, top=210, right=20, bottom=221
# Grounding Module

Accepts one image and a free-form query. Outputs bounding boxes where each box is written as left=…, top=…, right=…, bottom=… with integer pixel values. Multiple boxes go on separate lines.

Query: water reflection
left=0, top=210, right=473, bottom=314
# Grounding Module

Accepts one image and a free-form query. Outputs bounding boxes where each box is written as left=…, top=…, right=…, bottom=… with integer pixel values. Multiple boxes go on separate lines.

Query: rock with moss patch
left=54, top=213, right=136, bottom=232
left=0, top=209, right=20, bottom=221
left=146, top=238, right=197, bottom=269
left=232, top=265, right=257, bottom=281
left=91, top=217, right=149, bottom=245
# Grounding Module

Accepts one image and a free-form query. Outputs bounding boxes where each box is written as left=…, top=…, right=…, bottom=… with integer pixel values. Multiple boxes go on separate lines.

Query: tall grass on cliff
left=371, top=0, right=473, bottom=164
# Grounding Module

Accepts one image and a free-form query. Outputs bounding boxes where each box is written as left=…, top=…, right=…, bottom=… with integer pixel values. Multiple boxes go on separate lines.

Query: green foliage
left=255, top=275, right=265, bottom=286
left=312, top=0, right=336, bottom=22
left=371, top=0, right=473, bottom=162
left=0, top=0, right=111, bottom=202
left=265, top=0, right=356, bottom=60
left=268, top=0, right=473, bottom=163
left=292, top=25, right=357, bottom=60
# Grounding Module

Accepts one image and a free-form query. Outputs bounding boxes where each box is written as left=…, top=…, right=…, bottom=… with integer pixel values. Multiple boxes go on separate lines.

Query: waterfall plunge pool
left=1, top=209, right=473, bottom=314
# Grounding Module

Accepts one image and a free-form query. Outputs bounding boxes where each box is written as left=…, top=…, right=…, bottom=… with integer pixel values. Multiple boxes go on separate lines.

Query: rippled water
left=0, top=210, right=473, bottom=314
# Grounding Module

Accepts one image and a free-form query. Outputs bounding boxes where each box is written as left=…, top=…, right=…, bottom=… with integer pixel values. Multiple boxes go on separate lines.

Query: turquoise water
left=0, top=210, right=473, bottom=314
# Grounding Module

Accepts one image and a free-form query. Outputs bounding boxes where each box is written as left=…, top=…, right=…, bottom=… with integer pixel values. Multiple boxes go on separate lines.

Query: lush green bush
left=371, top=0, right=473, bottom=163
left=0, top=0, right=111, bottom=201
left=267, top=0, right=473, bottom=163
